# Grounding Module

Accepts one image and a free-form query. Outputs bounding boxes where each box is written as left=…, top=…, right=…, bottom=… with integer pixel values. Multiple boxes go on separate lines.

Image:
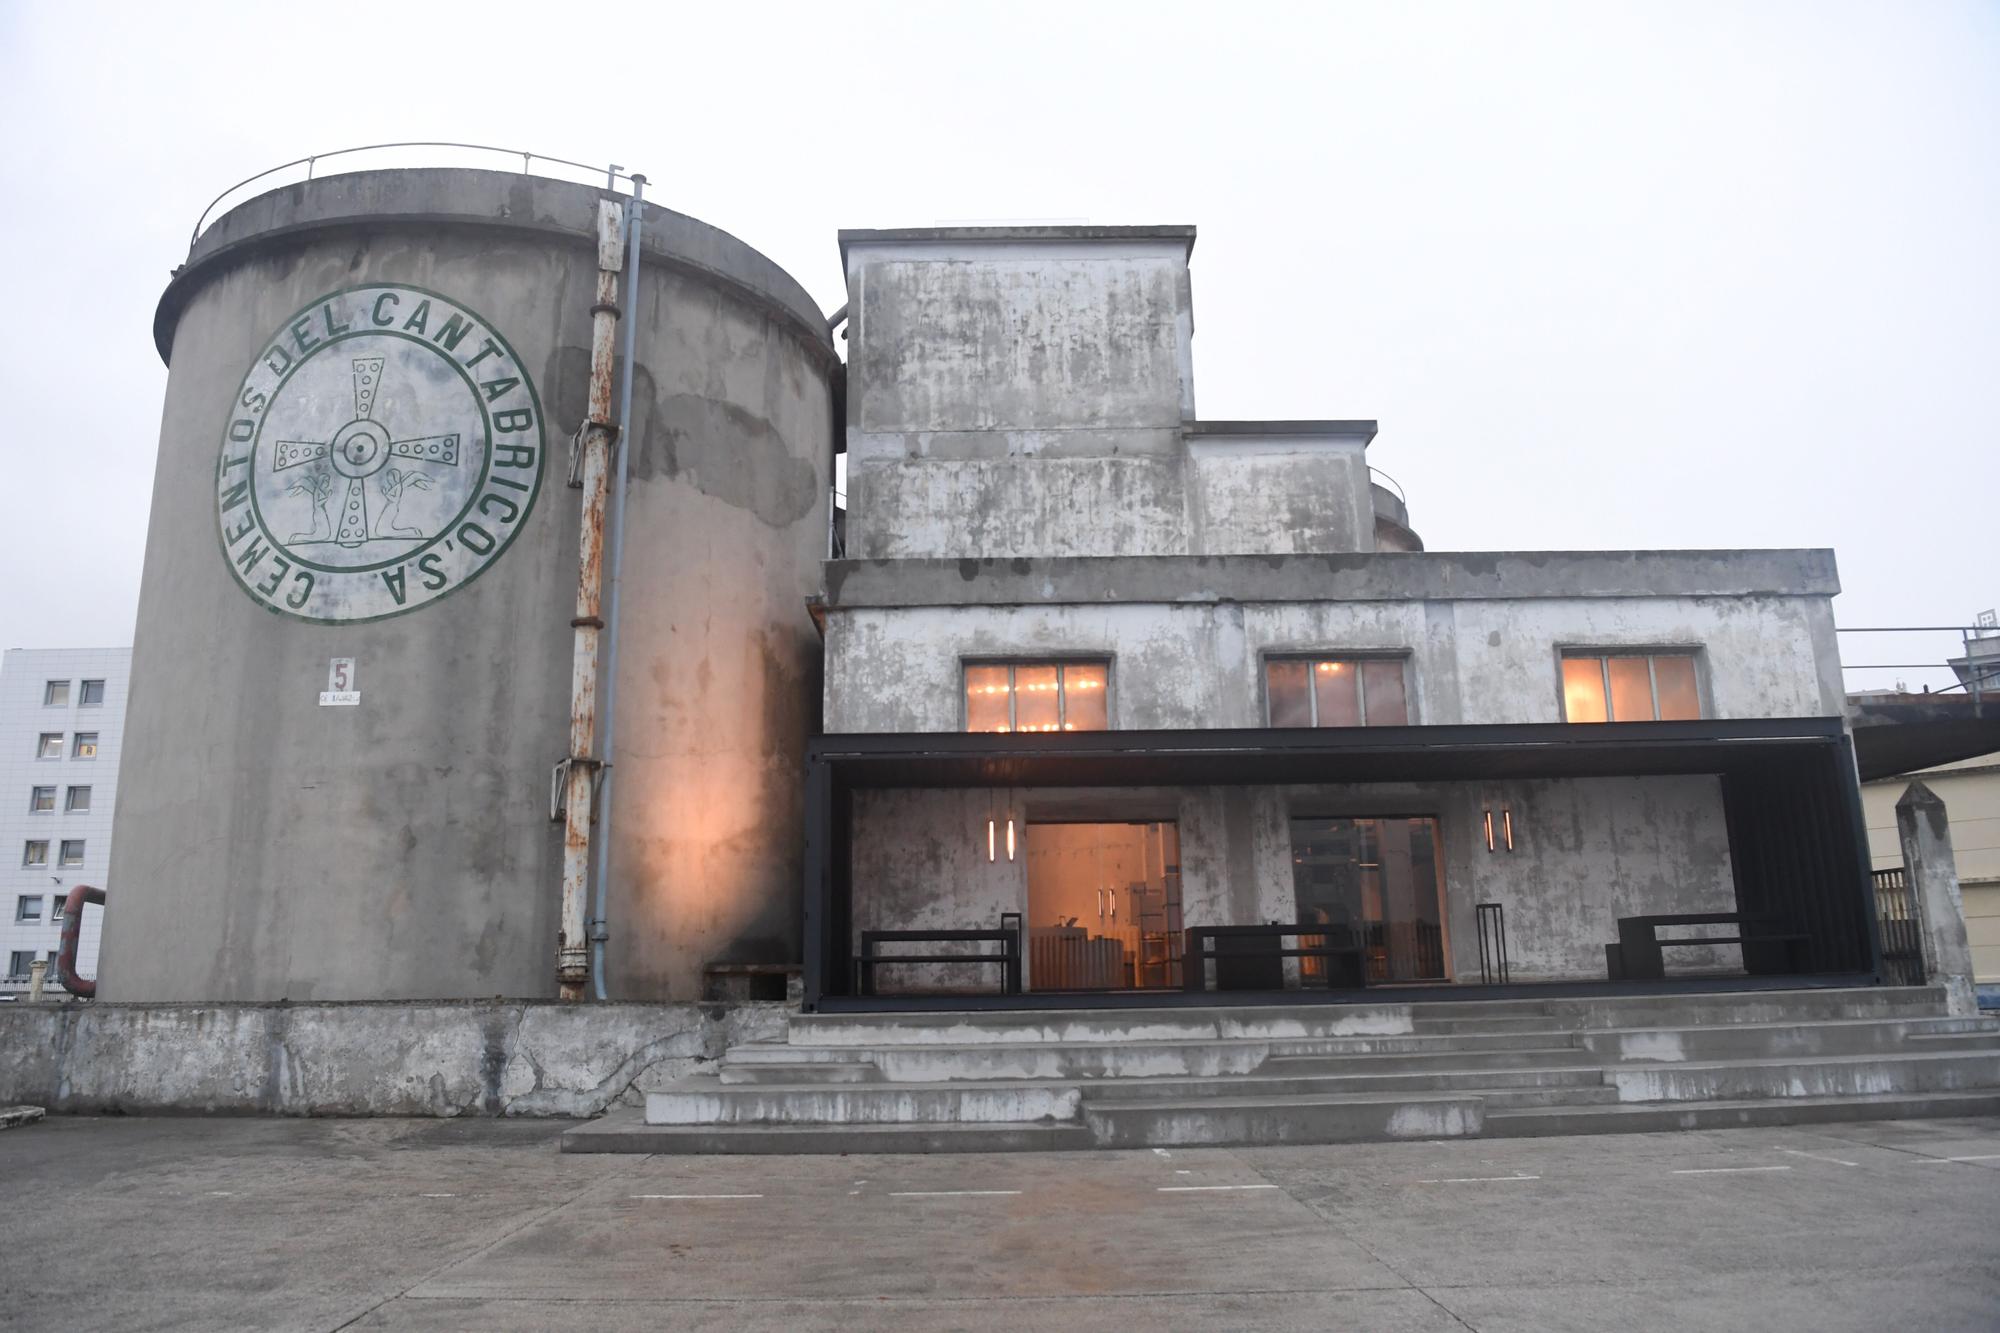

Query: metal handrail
left=189, top=142, right=641, bottom=252
left=1368, top=466, right=1407, bottom=506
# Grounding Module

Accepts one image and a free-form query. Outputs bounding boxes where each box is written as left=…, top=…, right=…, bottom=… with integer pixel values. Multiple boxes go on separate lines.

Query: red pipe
left=57, top=884, right=104, bottom=998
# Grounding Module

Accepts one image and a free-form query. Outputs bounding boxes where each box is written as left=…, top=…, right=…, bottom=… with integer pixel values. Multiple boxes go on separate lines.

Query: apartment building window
left=37, top=732, right=63, bottom=759
left=73, top=732, right=97, bottom=759
left=43, top=680, right=70, bottom=707
left=1561, top=651, right=1702, bottom=722
left=65, top=786, right=91, bottom=813
left=8, top=951, right=33, bottom=980
left=22, top=840, right=48, bottom=868
left=16, top=895, right=41, bottom=923
left=1265, top=657, right=1411, bottom=727
left=59, top=840, right=84, bottom=867
left=964, top=661, right=1110, bottom=733
left=51, top=897, right=65, bottom=921
left=80, top=679, right=105, bottom=707
left=30, top=786, right=55, bottom=813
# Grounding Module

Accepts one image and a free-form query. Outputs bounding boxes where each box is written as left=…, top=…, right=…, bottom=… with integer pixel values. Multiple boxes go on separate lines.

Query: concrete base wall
left=0, top=1000, right=785, bottom=1118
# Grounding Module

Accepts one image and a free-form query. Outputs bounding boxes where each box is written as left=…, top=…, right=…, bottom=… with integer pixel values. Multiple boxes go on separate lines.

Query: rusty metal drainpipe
left=557, top=197, right=628, bottom=1001
left=589, top=174, right=646, bottom=1001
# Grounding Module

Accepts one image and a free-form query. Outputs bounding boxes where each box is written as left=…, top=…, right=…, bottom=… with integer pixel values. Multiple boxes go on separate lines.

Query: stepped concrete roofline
left=820, top=548, right=1841, bottom=609
left=1188, top=420, right=1380, bottom=446
left=158, top=167, right=836, bottom=368
left=839, top=224, right=1197, bottom=263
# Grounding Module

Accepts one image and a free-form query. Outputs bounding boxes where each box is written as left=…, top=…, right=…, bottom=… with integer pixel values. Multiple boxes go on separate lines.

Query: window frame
left=36, top=732, right=64, bottom=760
left=16, top=895, right=42, bottom=923
left=8, top=951, right=33, bottom=981
left=1261, top=651, right=1416, bottom=728
left=79, top=679, right=105, bottom=707
left=961, top=657, right=1113, bottom=733
left=29, top=786, right=56, bottom=814
left=43, top=680, right=70, bottom=707
left=58, top=839, right=84, bottom=868
left=1557, top=648, right=1706, bottom=723
left=72, top=732, right=98, bottom=760
left=65, top=785, right=91, bottom=814
left=22, top=840, right=48, bottom=868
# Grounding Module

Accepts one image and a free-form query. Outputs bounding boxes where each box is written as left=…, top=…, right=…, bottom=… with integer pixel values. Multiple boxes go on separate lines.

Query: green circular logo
left=215, top=284, right=545, bottom=623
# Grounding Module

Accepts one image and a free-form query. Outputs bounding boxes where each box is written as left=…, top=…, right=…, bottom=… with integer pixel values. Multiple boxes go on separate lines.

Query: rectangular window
left=1561, top=652, right=1702, bottom=722
left=16, top=895, right=41, bottom=923
left=73, top=732, right=98, bottom=759
left=8, top=951, right=33, bottom=980
left=65, top=786, right=91, bottom=813
left=964, top=661, right=1109, bottom=733
left=22, top=840, right=48, bottom=868
left=36, top=732, right=63, bottom=759
left=79, top=679, right=105, bottom=706
left=1265, top=657, right=1412, bottom=727
left=44, top=680, right=70, bottom=707
left=59, top=840, right=84, bottom=868
left=30, top=786, right=55, bottom=814
left=51, top=897, right=65, bottom=921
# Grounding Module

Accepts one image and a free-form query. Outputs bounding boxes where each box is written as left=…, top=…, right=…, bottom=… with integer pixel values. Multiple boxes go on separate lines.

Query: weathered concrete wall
left=105, top=169, right=835, bottom=1003
left=849, top=776, right=1734, bottom=988
left=0, top=1000, right=786, bottom=1117
left=839, top=228, right=1387, bottom=561
left=825, top=593, right=1839, bottom=733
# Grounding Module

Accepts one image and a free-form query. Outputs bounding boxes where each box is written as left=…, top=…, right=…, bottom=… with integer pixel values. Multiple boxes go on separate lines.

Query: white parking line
left=1157, top=1184, right=1280, bottom=1193
left=888, top=1189, right=1022, bottom=1198
left=419, top=1192, right=458, bottom=1198
left=1419, top=1174, right=1540, bottom=1184
left=1777, top=1148, right=1859, bottom=1167
left=1672, top=1166, right=1791, bottom=1175
left=630, top=1193, right=764, bottom=1200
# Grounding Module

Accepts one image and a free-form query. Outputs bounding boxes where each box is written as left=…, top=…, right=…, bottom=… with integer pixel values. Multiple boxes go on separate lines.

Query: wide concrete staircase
left=563, top=986, right=2000, bottom=1153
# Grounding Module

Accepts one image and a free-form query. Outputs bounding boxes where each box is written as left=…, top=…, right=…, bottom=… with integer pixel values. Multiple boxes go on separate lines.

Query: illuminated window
left=1266, top=657, right=1411, bottom=727
left=36, top=733, right=62, bottom=759
left=964, top=661, right=1110, bottom=733
left=1562, top=652, right=1701, bottom=722
left=73, top=733, right=97, bottom=760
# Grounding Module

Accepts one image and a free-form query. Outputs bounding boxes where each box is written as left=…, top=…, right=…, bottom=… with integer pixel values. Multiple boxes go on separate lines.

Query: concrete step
left=726, top=1030, right=1585, bottom=1086
left=1082, top=1092, right=1484, bottom=1147
left=1604, top=1050, right=2000, bottom=1103
left=1485, top=1088, right=2000, bottom=1138
left=564, top=1109, right=1093, bottom=1155
left=783, top=987, right=1952, bottom=1050
left=1583, top=1016, right=2000, bottom=1064
left=645, top=1079, right=1082, bottom=1127
left=1081, top=1065, right=1608, bottom=1102
left=1472, top=1084, right=1623, bottom=1109
left=1266, top=1046, right=1586, bottom=1074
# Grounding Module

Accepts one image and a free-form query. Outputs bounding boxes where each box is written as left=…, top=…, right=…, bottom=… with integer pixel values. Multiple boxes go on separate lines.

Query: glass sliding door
left=1026, top=822, right=1183, bottom=990
left=1290, top=816, right=1448, bottom=983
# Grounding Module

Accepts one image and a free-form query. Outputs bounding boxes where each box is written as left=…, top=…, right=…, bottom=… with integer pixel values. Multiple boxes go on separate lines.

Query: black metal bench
left=1609, top=912, right=1809, bottom=981
left=855, top=924, right=1023, bottom=997
left=1182, top=924, right=1369, bottom=993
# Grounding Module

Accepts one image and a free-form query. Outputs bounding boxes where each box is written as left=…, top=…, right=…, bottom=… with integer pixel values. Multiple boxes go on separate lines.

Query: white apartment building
left=0, top=647, right=129, bottom=998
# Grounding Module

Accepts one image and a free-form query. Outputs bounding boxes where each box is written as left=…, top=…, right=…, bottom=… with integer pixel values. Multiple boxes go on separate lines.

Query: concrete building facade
left=0, top=647, right=127, bottom=998
left=807, top=227, right=1870, bottom=1003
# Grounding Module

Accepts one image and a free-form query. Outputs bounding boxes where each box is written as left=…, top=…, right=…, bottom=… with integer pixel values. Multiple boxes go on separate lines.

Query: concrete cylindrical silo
left=101, top=167, right=837, bottom=1002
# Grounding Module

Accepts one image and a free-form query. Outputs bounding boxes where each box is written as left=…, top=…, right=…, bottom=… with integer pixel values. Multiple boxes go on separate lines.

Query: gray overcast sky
left=1, top=1, right=1993, bottom=690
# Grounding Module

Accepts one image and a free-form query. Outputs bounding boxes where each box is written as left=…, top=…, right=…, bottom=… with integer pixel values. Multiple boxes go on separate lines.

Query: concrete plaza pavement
left=0, top=1114, right=1996, bottom=1331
